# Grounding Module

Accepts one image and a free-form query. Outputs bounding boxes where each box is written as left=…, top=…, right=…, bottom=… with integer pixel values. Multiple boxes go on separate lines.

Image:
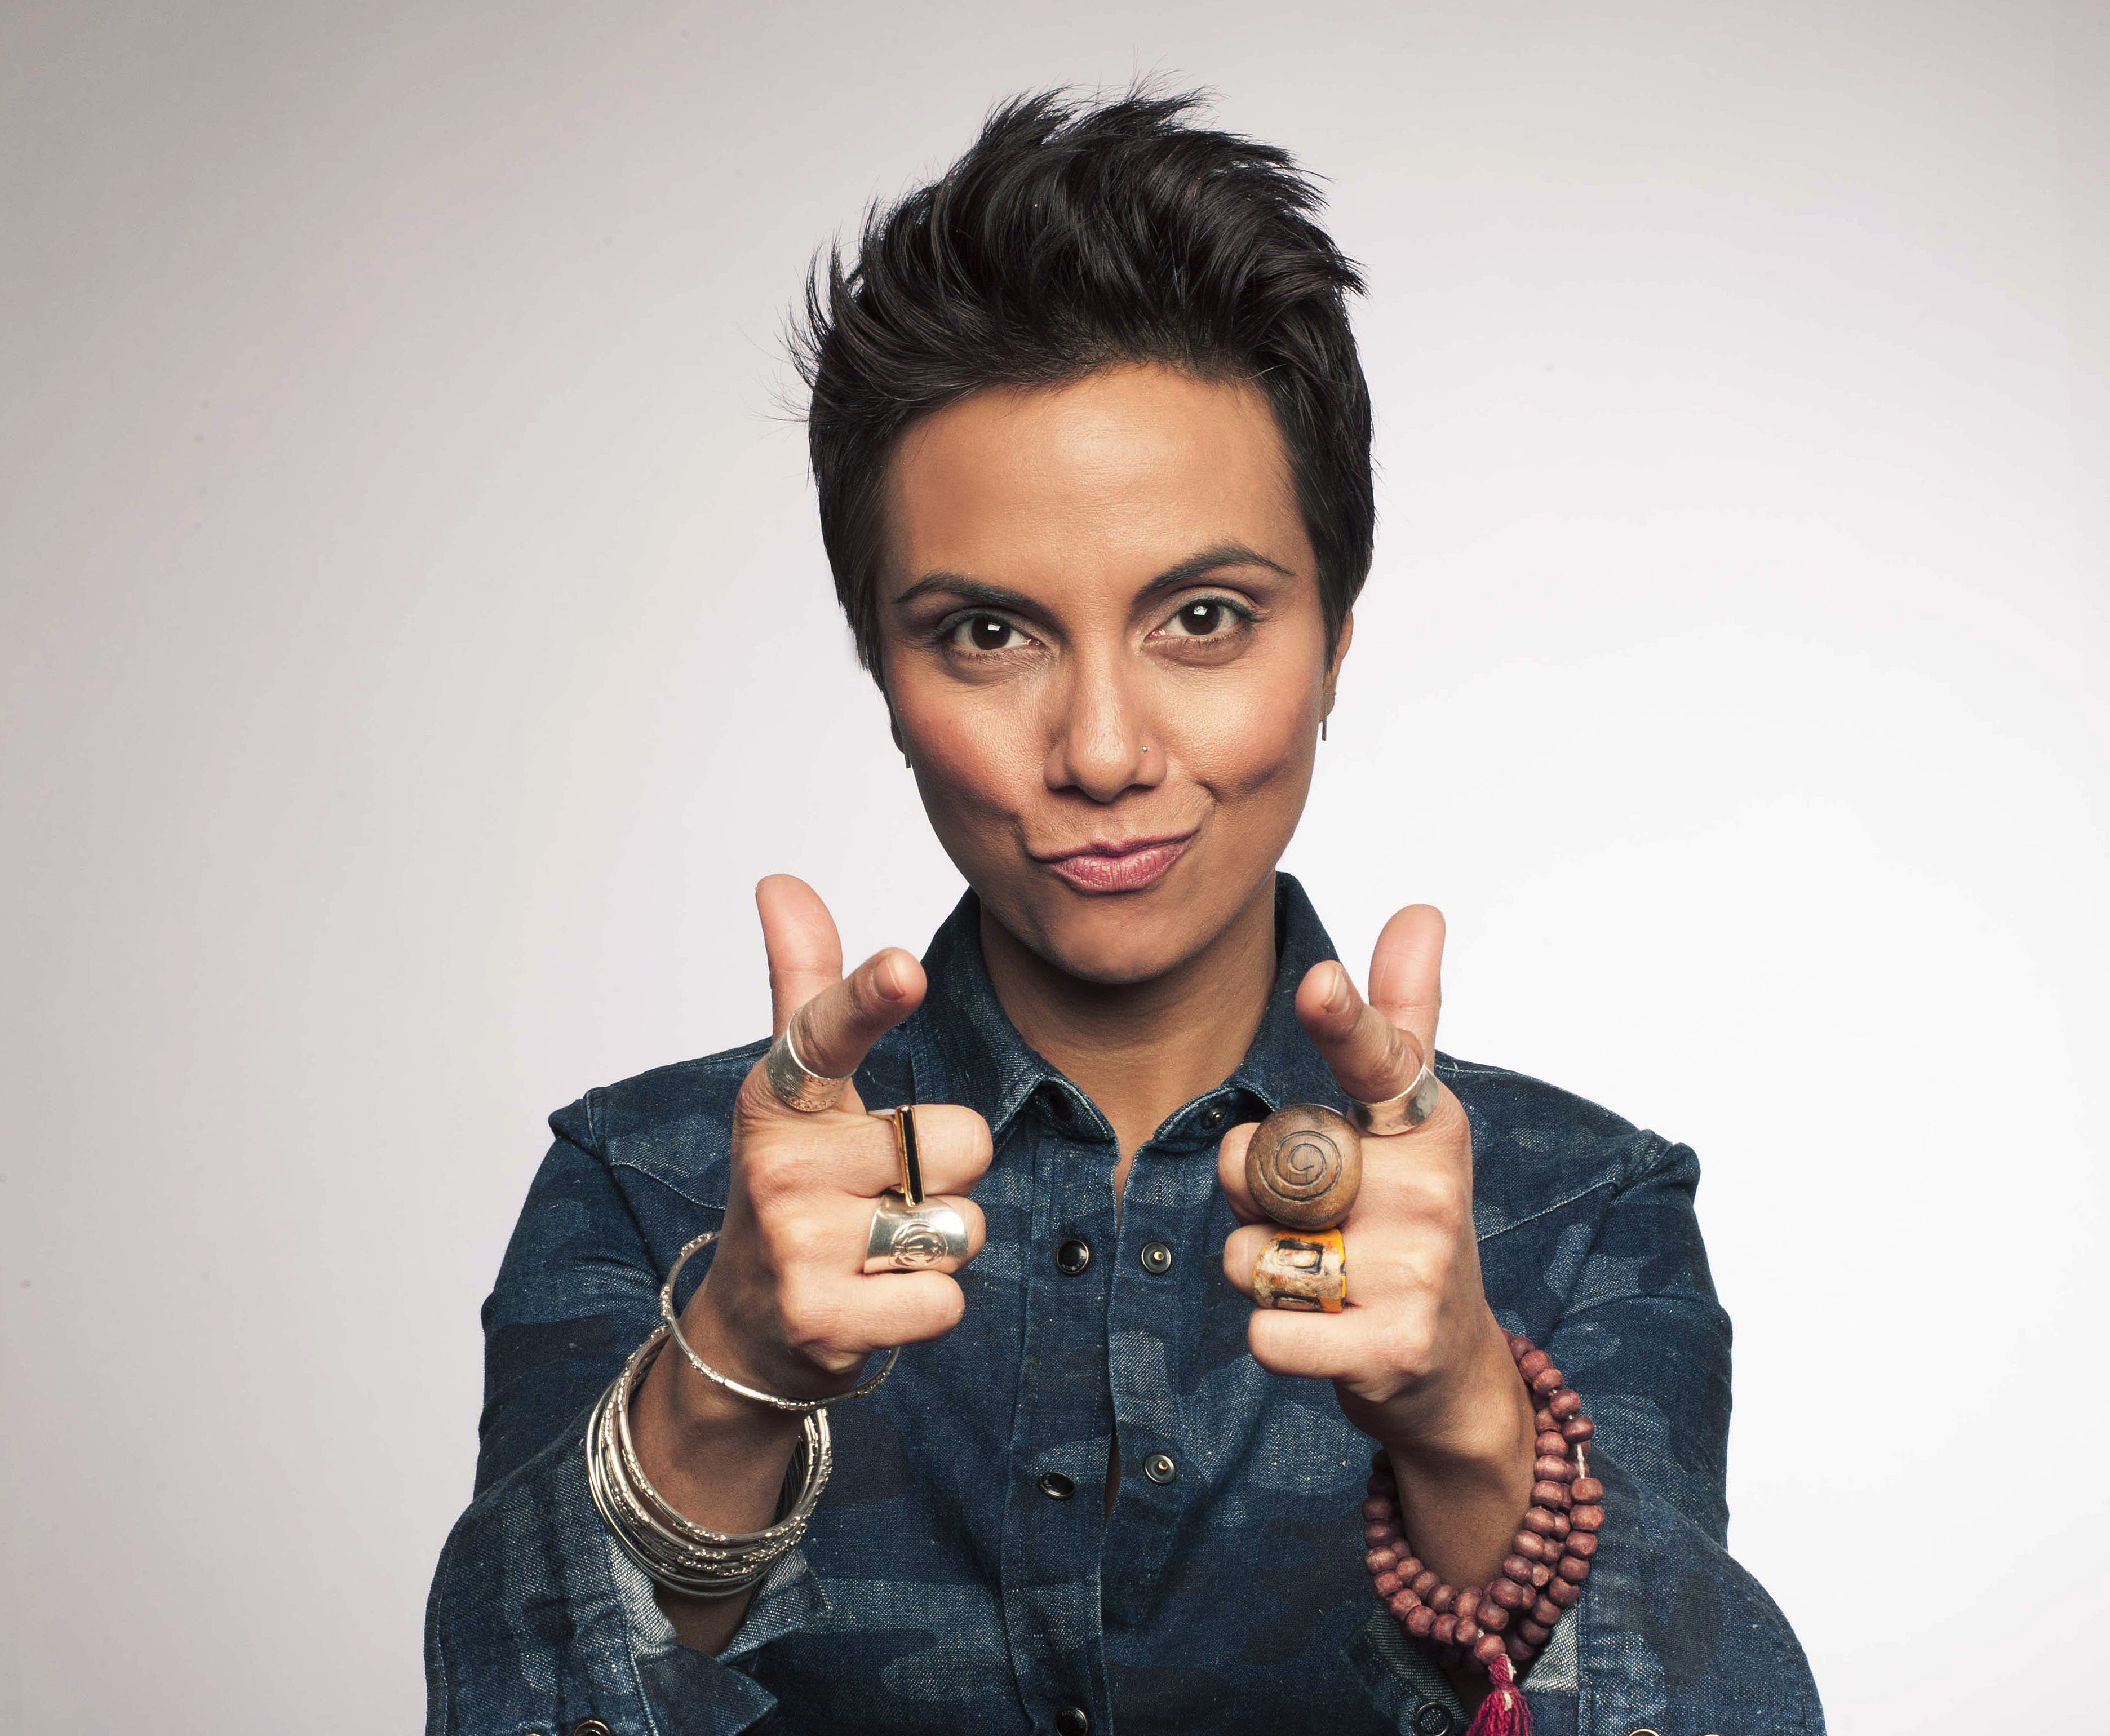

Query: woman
left=427, top=92, right=1822, bottom=1736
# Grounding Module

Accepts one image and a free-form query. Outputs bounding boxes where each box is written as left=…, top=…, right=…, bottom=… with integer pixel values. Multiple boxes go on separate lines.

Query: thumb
left=1367, top=904, right=1444, bottom=1059
left=757, top=874, right=844, bottom=1037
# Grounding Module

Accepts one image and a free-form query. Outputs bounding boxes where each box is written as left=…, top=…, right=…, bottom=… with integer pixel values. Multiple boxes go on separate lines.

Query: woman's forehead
left=881, top=365, right=1309, bottom=604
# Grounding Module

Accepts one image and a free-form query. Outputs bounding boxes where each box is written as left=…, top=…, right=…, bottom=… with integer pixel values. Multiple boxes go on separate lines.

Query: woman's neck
left=978, top=876, right=1279, bottom=1184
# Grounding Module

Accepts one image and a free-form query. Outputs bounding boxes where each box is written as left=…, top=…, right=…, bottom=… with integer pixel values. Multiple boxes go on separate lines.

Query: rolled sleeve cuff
left=427, top=1414, right=831, bottom=1736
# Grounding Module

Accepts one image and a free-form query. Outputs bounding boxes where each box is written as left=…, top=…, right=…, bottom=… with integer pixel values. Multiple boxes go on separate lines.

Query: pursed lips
left=1032, top=832, right=1196, bottom=893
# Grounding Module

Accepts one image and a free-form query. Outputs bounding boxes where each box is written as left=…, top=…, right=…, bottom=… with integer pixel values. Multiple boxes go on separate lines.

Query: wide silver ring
left=1349, top=1062, right=1439, bottom=1136
left=863, top=1190, right=970, bottom=1274
left=764, top=1020, right=850, bottom=1114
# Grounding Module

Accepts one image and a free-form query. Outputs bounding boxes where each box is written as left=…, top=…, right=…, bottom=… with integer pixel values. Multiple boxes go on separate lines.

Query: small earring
left=903, top=750, right=912, bottom=769
left=1322, top=716, right=1328, bottom=742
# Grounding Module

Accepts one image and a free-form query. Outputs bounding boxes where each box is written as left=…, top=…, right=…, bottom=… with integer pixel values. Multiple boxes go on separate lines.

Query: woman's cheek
left=1175, top=673, right=1316, bottom=801
left=906, top=708, right=1039, bottom=861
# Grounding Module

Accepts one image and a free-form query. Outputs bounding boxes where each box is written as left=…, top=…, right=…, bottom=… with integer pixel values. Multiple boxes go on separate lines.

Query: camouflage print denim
left=426, top=876, right=1824, bottom=1736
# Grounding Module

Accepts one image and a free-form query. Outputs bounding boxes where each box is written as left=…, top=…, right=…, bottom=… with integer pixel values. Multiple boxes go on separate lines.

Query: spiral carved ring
left=1244, top=1104, right=1363, bottom=1231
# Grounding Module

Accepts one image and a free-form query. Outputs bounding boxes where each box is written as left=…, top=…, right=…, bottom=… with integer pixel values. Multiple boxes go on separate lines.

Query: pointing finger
left=791, top=946, right=924, bottom=1082
left=753, top=875, right=926, bottom=1115
left=1295, top=959, right=1428, bottom=1108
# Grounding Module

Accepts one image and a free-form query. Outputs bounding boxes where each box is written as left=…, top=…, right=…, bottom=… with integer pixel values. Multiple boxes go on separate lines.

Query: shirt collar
left=904, top=872, right=1350, bottom=1148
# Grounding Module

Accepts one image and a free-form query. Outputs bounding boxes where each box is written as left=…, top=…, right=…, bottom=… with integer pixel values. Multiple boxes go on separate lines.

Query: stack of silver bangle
left=584, top=1327, right=832, bottom=1599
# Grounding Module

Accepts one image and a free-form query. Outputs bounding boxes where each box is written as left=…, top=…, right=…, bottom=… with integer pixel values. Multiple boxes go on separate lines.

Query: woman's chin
left=991, top=876, right=1258, bottom=989
left=1038, top=932, right=1189, bottom=987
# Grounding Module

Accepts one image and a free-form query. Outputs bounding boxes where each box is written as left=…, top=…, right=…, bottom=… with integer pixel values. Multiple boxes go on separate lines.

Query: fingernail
left=874, top=955, right=908, bottom=1002
left=1324, top=964, right=1352, bottom=1013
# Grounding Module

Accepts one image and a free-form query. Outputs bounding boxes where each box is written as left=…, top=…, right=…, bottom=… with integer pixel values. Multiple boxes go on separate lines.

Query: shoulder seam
left=1475, top=1176, right=1617, bottom=1244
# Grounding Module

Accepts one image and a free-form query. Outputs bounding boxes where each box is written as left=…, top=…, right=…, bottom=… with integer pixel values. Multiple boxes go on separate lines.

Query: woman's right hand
left=677, top=872, right=993, bottom=1404
left=629, top=875, right=990, bottom=1650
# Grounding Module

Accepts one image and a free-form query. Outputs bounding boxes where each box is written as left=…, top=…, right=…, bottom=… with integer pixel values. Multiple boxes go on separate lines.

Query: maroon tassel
left=1465, top=1654, right=1530, bottom=1736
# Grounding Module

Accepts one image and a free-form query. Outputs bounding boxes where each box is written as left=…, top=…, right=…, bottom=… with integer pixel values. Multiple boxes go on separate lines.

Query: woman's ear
left=1323, top=609, right=1355, bottom=721
left=883, top=691, right=911, bottom=768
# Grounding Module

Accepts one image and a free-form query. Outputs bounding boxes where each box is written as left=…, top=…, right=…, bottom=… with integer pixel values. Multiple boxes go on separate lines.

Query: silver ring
left=764, top=1018, right=850, bottom=1113
left=1349, top=1062, right=1439, bottom=1136
left=863, top=1190, right=970, bottom=1274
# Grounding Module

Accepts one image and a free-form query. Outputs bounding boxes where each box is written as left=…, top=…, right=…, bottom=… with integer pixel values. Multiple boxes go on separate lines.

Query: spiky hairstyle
left=794, top=88, right=1374, bottom=676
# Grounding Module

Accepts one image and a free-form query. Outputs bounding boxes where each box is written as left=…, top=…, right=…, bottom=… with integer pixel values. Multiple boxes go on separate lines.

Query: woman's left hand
left=1218, top=904, right=1537, bottom=1591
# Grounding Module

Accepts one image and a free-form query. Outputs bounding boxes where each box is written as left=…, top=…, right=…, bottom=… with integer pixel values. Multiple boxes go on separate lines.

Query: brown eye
left=1173, top=600, right=1226, bottom=636
left=950, top=614, right=1024, bottom=652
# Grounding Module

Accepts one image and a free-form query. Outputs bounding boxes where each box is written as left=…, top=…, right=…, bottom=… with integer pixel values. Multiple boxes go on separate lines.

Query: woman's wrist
left=1364, top=1331, right=1601, bottom=1687
left=1377, top=1314, right=1538, bottom=1589
left=1382, top=1314, right=1536, bottom=1476
left=630, top=1324, right=805, bottom=1543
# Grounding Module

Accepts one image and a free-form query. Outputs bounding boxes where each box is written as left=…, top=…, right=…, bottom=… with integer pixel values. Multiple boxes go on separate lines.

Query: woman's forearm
left=629, top=1338, right=806, bottom=1655
left=1382, top=1320, right=1539, bottom=1593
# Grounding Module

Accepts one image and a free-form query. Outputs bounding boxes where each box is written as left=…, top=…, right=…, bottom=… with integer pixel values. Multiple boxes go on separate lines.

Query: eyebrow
left=892, top=543, right=1295, bottom=613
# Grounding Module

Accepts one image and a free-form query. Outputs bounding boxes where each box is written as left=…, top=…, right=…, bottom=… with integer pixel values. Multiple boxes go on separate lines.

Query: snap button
left=1411, top=1706, right=1453, bottom=1735
left=1038, top=1471, right=1076, bottom=1500
left=1139, top=1241, right=1173, bottom=1274
left=1200, top=1104, right=1227, bottom=1129
left=570, top=1722, right=614, bottom=1736
left=1055, top=1238, right=1091, bottom=1275
left=1143, top=1452, right=1177, bottom=1485
left=1056, top=1707, right=1092, bottom=1736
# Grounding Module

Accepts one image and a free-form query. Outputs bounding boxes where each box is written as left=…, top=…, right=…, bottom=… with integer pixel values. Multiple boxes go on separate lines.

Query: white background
left=5, top=3, right=2104, bottom=1730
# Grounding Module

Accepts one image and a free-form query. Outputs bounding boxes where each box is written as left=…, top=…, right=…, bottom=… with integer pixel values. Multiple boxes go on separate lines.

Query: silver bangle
left=659, top=1230, right=898, bottom=1413
left=584, top=1328, right=833, bottom=1598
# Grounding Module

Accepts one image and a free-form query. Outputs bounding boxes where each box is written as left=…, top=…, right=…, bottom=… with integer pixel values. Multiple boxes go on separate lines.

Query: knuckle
left=922, top=1278, right=967, bottom=1336
left=775, top=1279, right=846, bottom=1359
left=1400, top=1167, right=1468, bottom=1233
left=1424, top=1091, right=1470, bottom=1144
left=764, top=1205, right=830, bottom=1261
left=733, top=1066, right=785, bottom=1126
left=1245, top=1316, right=1300, bottom=1378
left=834, top=969, right=879, bottom=1034
left=1425, top=1172, right=1469, bottom=1232
left=1386, top=1321, right=1436, bottom=1382
left=742, top=1149, right=804, bottom=1213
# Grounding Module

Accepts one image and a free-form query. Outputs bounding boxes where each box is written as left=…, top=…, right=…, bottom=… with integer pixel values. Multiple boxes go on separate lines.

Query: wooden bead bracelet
left=1360, top=1332, right=1599, bottom=1735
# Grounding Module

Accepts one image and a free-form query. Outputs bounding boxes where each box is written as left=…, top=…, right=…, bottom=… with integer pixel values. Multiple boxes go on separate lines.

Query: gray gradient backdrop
left=5, top=3, right=2105, bottom=1731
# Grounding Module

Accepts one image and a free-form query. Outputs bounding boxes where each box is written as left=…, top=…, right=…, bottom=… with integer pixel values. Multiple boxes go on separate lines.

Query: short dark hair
left=794, top=88, right=1374, bottom=678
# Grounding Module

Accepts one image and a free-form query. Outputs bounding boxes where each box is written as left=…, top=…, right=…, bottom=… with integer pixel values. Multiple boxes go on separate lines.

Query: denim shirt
left=426, top=876, right=1824, bottom=1736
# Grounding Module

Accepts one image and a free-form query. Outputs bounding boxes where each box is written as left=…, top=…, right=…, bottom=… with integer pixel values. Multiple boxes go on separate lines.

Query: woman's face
left=878, top=362, right=1346, bottom=986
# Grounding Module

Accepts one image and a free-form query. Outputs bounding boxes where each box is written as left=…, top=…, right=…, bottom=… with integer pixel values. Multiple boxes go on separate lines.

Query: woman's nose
left=1043, top=658, right=1165, bottom=804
